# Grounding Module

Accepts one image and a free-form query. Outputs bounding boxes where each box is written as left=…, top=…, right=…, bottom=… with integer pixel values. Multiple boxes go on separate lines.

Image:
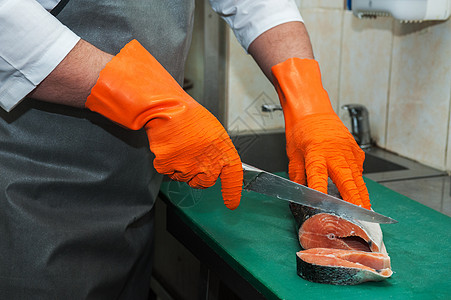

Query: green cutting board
left=160, top=175, right=451, bottom=300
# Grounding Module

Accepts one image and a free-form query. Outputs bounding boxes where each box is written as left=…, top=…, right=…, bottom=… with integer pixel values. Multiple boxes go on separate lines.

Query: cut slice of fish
left=299, top=213, right=383, bottom=252
left=296, top=248, right=393, bottom=285
left=290, top=203, right=385, bottom=254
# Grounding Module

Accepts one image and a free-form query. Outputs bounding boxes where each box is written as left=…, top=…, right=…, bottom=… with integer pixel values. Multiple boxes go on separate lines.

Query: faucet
left=341, top=104, right=372, bottom=150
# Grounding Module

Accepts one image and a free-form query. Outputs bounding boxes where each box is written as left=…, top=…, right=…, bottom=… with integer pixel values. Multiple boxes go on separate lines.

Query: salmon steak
left=296, top=248, right=392, bottom=285
left=290, top=197, right=393, bottom=285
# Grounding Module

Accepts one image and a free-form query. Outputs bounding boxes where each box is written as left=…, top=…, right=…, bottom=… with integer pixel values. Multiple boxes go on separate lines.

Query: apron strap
left=51, top=0, right=71, bottom=16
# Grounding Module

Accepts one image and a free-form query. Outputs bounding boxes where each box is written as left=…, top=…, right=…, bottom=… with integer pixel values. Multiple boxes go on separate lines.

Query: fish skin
left=297, top=254, right=363, bottom=285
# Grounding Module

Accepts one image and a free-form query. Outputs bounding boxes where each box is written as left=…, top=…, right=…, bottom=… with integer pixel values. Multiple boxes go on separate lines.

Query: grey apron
left=0, top=1, right=194, bottom=299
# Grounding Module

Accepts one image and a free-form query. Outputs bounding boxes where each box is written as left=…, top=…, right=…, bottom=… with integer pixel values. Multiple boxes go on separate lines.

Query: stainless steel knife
left=242, top=163, right=397, bottom=224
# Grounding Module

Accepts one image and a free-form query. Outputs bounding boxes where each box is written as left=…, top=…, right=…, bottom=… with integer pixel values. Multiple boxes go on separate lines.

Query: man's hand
left=272, top=58, right=370, bottom=209
left=86, top=40, right=242, bottom=210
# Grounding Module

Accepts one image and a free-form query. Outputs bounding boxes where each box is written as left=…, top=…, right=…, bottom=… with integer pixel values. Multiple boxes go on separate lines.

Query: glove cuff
left=86, top=39, right=191, bottom=130
left=272, top=58, right=335, bottom=122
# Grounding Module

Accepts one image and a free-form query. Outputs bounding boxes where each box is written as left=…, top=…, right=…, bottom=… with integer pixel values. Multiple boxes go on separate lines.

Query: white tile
left=387, top=20, right=451, bottom=169
left=338, top=12, right=394, bottom=147
left=302, top=8, right=343, bottom=112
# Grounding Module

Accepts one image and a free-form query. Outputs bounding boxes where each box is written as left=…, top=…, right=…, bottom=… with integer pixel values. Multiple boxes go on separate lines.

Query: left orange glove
left=86, top=40, right=242, bottom=210
left=272, top=58, right=370, bottom=209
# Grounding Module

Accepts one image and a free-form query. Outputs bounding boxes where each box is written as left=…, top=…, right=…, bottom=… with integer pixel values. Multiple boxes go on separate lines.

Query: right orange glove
left=86, top=40, right=242, bottom=210
left=272, top=58, right=371, bottom=209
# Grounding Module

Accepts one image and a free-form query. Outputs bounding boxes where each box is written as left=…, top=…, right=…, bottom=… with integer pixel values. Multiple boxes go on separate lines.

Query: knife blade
left=242, top=163, right=397, bottom=224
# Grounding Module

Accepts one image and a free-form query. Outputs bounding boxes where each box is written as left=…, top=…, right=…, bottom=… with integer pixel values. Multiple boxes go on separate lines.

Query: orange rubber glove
left=272, top=58, right=371, bottom=209
left=86, top=40, right=242, bottom=210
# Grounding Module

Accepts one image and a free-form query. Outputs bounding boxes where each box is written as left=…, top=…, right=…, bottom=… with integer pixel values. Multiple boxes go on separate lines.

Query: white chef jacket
left=0, top=0, right=303, bottom=112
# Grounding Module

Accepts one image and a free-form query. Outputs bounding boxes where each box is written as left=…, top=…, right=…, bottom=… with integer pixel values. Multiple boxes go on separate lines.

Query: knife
left=242, top=163, right=397, bottom=224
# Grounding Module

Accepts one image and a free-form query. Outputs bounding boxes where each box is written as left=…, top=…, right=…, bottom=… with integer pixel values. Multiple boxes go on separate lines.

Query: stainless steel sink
left=231, top=132, right=288, bottom=173
left=363, top=153, right=407, bottom=174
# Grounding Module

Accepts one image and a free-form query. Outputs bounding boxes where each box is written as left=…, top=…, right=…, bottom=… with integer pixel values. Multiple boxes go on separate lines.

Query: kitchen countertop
left=380, top=175, right=451, bottom=217
left=159, top=175, right=451, bottom=300
left=361, top=147, right=451, bottom=217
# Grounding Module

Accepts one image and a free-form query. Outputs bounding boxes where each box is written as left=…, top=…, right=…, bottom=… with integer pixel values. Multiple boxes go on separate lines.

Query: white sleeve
left=209, top=0, right=303, bottom=51
left=0, top=0, right=80, bottom=111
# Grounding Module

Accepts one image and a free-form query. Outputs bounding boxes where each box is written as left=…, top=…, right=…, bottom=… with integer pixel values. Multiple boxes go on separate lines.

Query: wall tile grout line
left=444, top=84, right=451, bottom=171
left=336, top=7, right=346, bottom=113
left=384, top=19, right=396, bottom=150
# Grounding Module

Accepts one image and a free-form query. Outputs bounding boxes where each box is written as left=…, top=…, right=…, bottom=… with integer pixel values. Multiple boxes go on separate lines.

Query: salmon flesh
left=290, top=201, right=393, bottom=285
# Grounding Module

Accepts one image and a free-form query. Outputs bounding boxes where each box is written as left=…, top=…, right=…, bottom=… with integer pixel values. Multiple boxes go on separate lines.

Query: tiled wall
left=225, top=0, right=451, bottom=171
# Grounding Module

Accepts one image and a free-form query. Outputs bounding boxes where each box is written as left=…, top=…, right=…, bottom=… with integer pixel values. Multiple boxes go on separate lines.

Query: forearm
left=248, top=21, right=314, bottom=82
left=28, top=39, right=113, bottom=108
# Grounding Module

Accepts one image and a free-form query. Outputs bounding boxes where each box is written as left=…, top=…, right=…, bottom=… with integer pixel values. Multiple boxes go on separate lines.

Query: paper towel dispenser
left=349, top=0, right=451, bottom=22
